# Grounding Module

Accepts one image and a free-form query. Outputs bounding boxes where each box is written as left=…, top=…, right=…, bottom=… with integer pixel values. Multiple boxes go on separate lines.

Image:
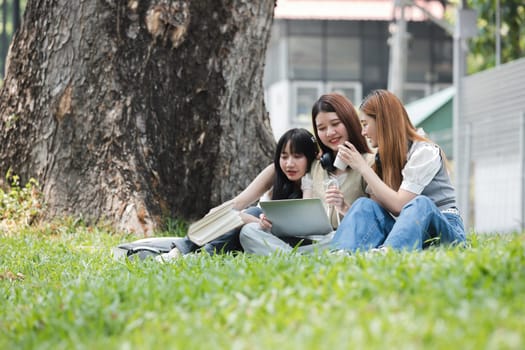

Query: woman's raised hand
left=325, top=186, right=347, bottom=215
left=337, top=142, right=368, bottom=172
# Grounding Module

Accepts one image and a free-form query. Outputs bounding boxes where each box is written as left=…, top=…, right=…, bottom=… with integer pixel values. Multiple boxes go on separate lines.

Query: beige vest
left=310, top=153, right=375, bottom=228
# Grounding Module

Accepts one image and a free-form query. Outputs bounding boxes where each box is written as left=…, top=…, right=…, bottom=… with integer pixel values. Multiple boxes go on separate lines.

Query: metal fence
left=456, top=57, right=525, bottom=233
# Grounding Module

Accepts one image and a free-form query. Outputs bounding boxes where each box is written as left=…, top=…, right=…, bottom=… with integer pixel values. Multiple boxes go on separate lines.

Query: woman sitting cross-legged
left=157, top=128, right=319, bottom=262
left=330, top=89, right=466, bottom=252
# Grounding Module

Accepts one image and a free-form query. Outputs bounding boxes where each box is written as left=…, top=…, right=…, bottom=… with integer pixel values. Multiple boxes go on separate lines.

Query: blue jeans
left=331, top=196, right=466, bottom=252
left=174, top=206, right=263, bottom=255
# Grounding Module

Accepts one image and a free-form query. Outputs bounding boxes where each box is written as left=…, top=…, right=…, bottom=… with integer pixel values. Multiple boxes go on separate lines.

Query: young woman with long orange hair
left=331, top=89, right=466, bottom=252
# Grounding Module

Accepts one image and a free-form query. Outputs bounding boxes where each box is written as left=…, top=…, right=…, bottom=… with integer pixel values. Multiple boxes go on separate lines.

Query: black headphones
left=320, top=152, right=336, bottom=172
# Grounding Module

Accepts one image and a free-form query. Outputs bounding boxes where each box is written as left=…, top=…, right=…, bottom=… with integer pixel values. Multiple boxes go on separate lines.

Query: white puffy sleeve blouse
left=400, top=142, right=442, bottom=194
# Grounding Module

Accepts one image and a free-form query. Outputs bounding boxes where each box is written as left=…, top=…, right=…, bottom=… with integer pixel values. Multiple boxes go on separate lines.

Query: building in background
left=264, top=0, right=453, bottom=139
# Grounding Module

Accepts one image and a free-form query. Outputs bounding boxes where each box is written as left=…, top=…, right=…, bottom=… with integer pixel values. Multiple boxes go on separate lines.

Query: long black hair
left=272, top=128, right=319, bottom=200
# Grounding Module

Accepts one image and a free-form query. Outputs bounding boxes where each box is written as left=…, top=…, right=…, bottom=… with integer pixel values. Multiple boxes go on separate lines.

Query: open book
left=187, top=200, right=244, bottom=246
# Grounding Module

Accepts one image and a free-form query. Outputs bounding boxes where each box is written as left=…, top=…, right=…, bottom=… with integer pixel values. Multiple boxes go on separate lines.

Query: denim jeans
left=173, top=206, right=263, bottom=255
left=331, top=196, right=466, bottom=252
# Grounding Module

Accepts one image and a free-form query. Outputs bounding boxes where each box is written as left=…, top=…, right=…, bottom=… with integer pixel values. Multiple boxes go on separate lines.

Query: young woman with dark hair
left=270, top=128, right=318, bottom=200
left=157, top=128, right=319, bottom=261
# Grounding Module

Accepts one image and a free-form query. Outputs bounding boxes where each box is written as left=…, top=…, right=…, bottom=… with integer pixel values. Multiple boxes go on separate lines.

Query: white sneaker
left=370, top=246, right=389, bottom=255
left=330, top=249, right=351, bottom=256
left=155, top=247, right=182, bottom=263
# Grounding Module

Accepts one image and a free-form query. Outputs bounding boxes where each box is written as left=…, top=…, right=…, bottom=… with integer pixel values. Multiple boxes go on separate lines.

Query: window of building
left=291, top=81, right=363, bottom=128
left=406, top=38, right=431, bottom=82
left=432, top=40, right=453, bottom=82
left=326, top=82, right=362, bottom=106
left=326, top=37, right=361, bottom=80
left=288, top=36, right=323, bottom=80
left=291, top=82, right=323, bottom=127
left=287, top=19, right=364, bottom=82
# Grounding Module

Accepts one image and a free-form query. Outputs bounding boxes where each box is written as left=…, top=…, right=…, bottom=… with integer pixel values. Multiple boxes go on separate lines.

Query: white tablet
left=259, top=198, right=334, bottom=237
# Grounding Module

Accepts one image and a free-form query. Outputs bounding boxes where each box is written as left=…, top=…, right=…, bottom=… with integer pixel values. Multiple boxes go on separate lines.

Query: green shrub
left=0, top=172, right=44, bottom=231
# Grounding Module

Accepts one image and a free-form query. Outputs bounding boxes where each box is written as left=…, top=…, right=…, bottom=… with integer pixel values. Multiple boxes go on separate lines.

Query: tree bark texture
left=0, top=0, right=276, bottom=235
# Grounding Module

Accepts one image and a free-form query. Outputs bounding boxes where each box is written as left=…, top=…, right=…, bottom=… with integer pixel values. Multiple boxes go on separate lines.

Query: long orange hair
left=360, top=90, right=429, bottom=190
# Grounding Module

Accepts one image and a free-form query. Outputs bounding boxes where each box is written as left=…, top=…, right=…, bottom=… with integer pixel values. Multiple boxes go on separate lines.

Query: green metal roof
left=406, top=86, right=455, bottom=127
left=405, top=86, right=455, bottom=157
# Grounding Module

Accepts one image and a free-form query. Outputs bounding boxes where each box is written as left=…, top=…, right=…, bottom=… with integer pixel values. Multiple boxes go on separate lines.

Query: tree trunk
left=0, top=0, right=276, bottom=235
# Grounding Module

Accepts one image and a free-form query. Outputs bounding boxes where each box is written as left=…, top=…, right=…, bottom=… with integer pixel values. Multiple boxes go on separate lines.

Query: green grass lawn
left=1, top=223, right=524, bottom=350
left=1, top=178, right=524, bottom=349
